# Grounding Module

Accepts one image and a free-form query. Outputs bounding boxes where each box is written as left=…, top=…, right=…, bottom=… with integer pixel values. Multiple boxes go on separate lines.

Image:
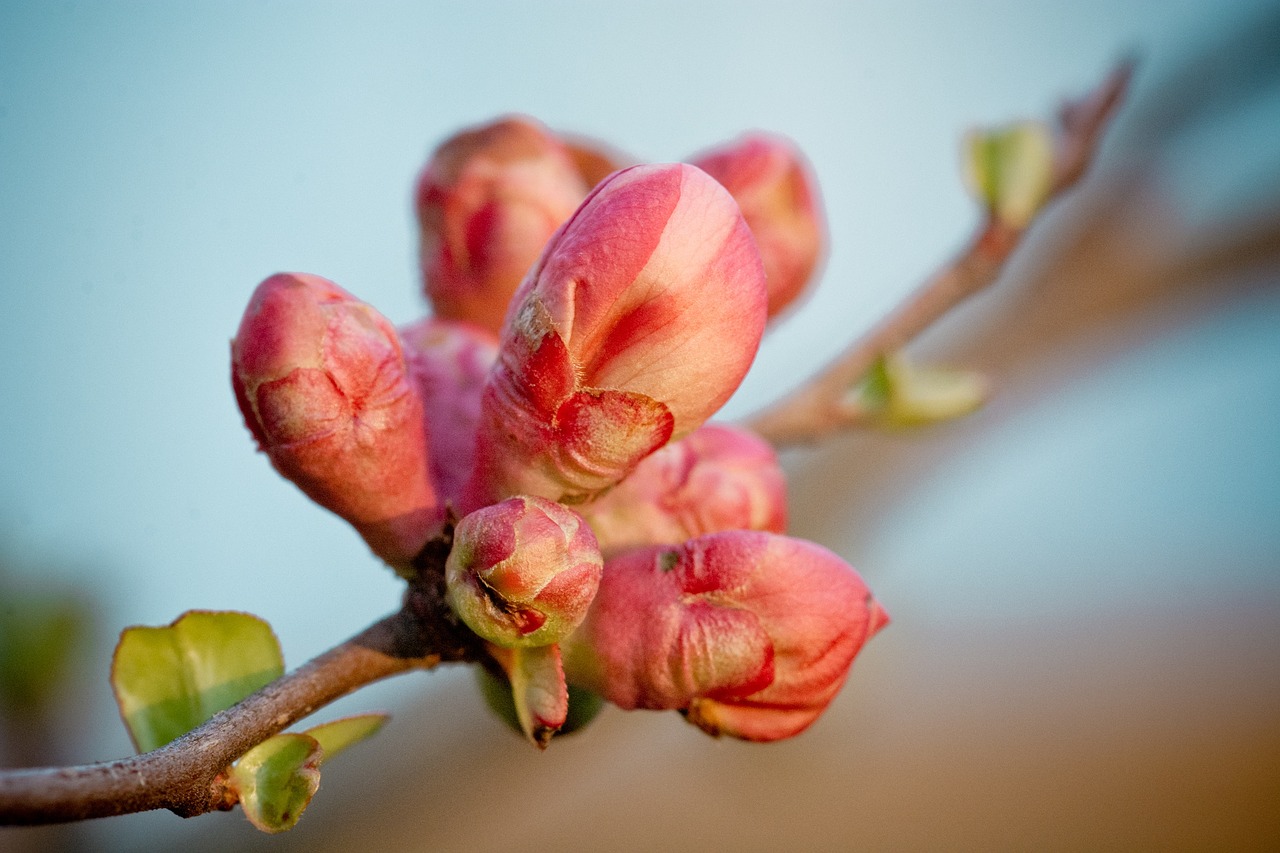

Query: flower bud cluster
left=231, top=115, right=880, bottom=746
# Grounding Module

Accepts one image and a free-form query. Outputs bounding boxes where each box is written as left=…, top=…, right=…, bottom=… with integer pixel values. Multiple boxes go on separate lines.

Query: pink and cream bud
left=415, top=116, right=590, bottom=335
left=231, top=273, right=438, bottom=568
left=445, top=496, right=603, bottom=648
left=583, top=423, right=787, bottom=556
left=464, top=163, right=768, bottom=509
left=691, top=133, right=825, bottom=319
left=563, top=531, right=887, bottom=742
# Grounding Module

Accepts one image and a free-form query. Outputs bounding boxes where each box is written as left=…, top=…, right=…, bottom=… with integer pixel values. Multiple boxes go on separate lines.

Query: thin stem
left=0, top=549, right=483, bottom=826
left=746, top=60, right=1133, bottom=447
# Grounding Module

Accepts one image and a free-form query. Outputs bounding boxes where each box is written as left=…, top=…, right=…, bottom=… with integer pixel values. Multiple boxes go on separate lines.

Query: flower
left=691, top=133, right=825, bottom=319
left=463, top=163, right=768, bottom=510
left=563, top=530, right=887, bottom=742
left=231, top=273, right=438, bottom=569
left=583, top=423, right=787, bottom=556
left=445, top=495, right=602, bottom=648
left=415, top=115, right=589, bottom=336
left=398, top=317, right=498, bottom=506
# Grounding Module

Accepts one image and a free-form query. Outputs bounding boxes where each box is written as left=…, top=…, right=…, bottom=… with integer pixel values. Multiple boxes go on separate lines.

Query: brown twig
left=746, top=60, right=1134, bottom=447
left=0, top=544, right=483, bottom=826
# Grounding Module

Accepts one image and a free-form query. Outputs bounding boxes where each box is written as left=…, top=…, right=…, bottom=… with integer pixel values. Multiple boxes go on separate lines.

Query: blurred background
left=2, top=1, right=1277, bottom=849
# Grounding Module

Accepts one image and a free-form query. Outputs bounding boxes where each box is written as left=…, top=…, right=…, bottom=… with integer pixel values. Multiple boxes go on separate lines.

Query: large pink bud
left=231, top=273, right=438, bottom=569
left=399, top=317, right=498, bottom=507
left=415, top=116, right=590, bottom=335
left=445, top=496, right=602, bottom=648
left=463, top=163, right=768, bottom=510
left=691, top=133, right=825, bottom=319
left=583, top=423, right=787, bottom=557
left=563, top=531, right=887, bottom=742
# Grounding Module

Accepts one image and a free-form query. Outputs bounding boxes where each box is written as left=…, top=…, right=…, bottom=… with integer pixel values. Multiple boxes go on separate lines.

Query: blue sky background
left=1, top=2, right=1278, bottom=848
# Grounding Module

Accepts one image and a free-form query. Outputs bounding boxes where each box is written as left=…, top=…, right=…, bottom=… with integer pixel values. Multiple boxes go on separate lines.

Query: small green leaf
left=305, top=713, right=389, bottom=765
left=227, top=713, right=386, bottom=832
left=853, top=354, right=989, bottom=428
left=230, top=733, right=322, bottom=833
left=111, top=611, right=284, bottom=753
left=964, top=121, right=1054, bottom=227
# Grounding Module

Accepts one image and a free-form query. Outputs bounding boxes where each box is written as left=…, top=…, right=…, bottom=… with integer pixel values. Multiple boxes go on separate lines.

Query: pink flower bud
left=463, top=163, right=768, bottom=509
left=583, top=423, right=787, bottom=556
left=415, top=116, right=590, bottom=335
left=399, top=317, right=498, bottom=506
left=563, top=531, right=887, bottom=742
left=691, top=133, right=825, bottom=319
left=446, top=496, right=603, bottom=648
left=231, top=273, right=439, bottom=568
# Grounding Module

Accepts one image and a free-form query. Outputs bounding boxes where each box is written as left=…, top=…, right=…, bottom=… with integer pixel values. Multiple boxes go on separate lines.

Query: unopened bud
left=415, top=116, right=589, bottom=335
left=464, top=163, right=768, bottom=509
left=583, top=423, right=787, bottom=556
left=399, top=317, right=498, bottom=505
left=231, top=273, right=438, bottom=568
left=446, top=496, right=602, bottom=648
left=691, top=133, right=825, bottom=319
left=563, top=531, right=887, bottom=742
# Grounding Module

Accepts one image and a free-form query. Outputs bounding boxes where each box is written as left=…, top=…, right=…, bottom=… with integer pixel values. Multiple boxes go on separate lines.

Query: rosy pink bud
left=415, top=116, right=590, bottom=335
left=231, top=273, right=439, bottom=568
left=398, top=317, right=498, bottom=506
left=463, top=163, right=768, bottom=509
left=583, top=423, right=787, bottom=556
left=691, top=133, right=825, bottom=319
left=446, top=496, right=603, bottom=648
left=563, top=531, right=887, bottom=742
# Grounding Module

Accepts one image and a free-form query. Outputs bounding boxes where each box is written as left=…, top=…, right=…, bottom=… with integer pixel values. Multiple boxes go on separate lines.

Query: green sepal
left=854, top=353, right=989, bottom=428
left=964, top=121, right=1054, bottom=227
left=305, top=713, right=389, bottom=765
left=110, top=610, right=284, bottom=753
left=230, top=733, right=322, bottom=834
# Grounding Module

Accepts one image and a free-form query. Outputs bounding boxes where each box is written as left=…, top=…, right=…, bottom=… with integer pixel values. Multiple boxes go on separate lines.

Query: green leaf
left=230, top=733, right=322, bottom=833
left=964, top=121, right=1054, bottom=227
left=854, top=354, right=989, bottom=428
left=110, top=610, right=284, bottom=753
left=304, top=713, right=389, bottom=765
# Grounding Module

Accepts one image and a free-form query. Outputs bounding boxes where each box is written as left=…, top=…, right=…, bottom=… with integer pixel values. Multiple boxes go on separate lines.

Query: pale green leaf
left=231, top=733, right=322, bottom=833
left=110, top=611, right=284, bottom=753
left=305, top=713, right=389, bottom=765
left=854, top=354, right=989, bottom=428
left=964, top=121, right=1054, bottom=227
